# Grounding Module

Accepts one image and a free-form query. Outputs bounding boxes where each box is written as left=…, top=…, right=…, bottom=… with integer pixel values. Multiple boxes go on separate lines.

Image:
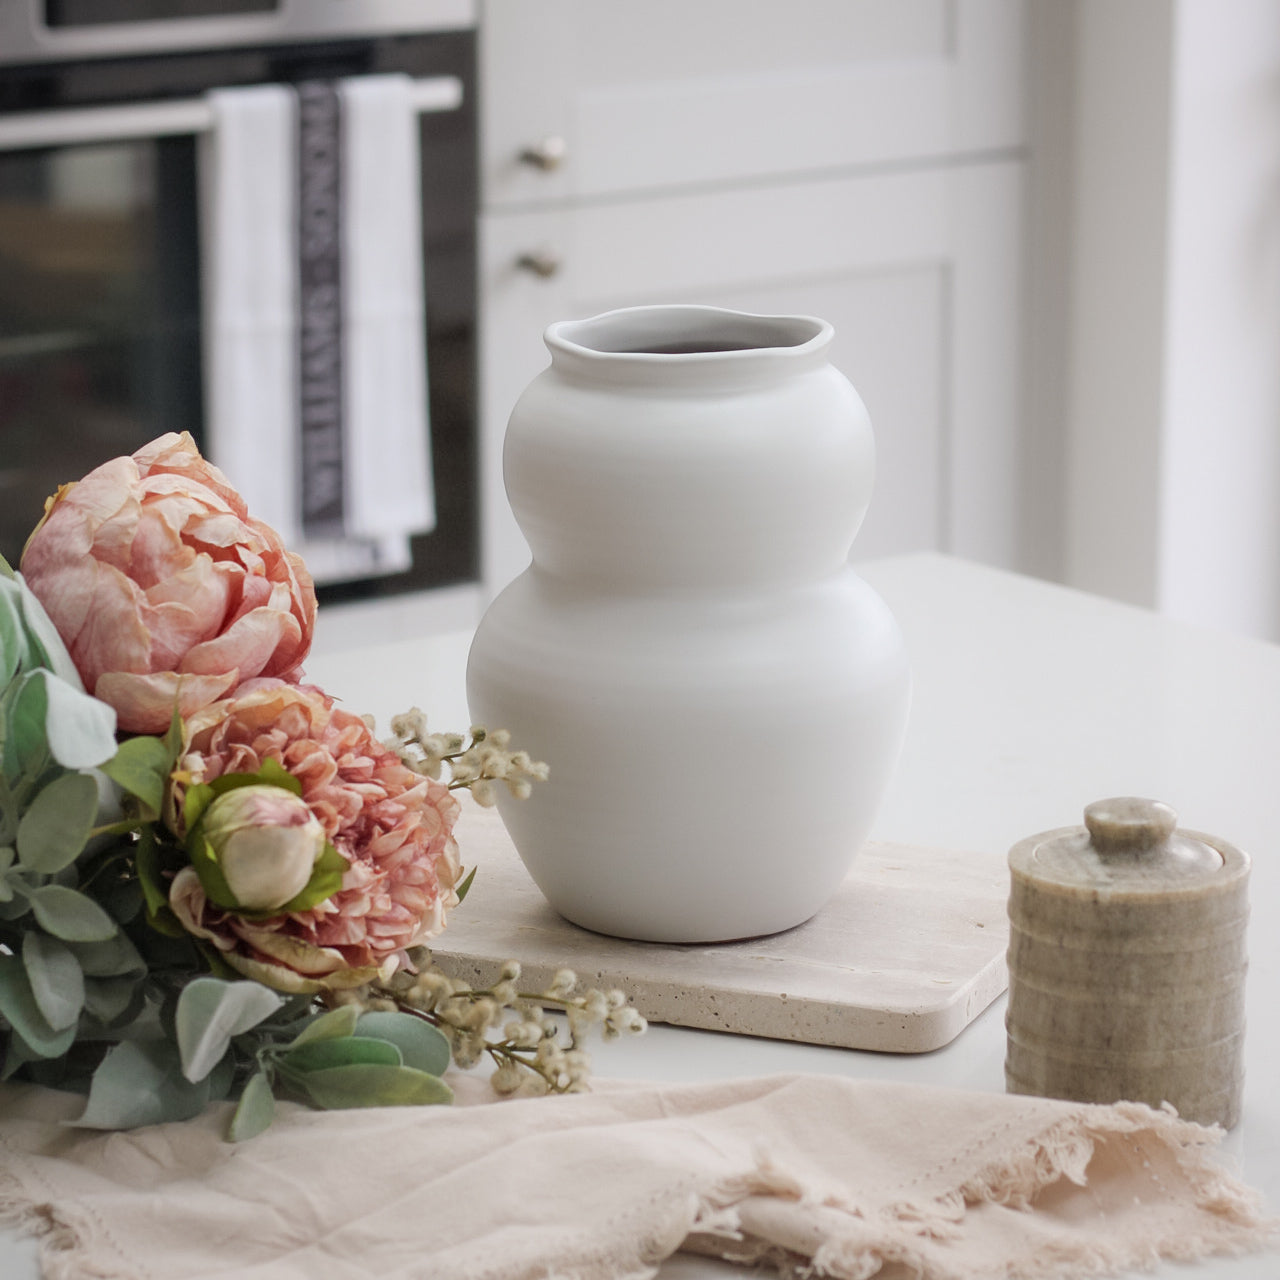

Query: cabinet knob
left=518, top=136, right=568, bottom=172
left=516, top=250, right=562, bottom=279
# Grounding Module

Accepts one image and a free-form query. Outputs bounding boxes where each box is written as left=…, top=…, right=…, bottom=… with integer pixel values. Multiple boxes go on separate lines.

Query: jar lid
left=1009, top=797, right=1239, bottom=895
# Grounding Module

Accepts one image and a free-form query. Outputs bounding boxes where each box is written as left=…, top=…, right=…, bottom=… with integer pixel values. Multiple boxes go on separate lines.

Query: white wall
left=1158, top=1, right=1280, bottom=638
left=1055, top=0, right=1280, bottom=640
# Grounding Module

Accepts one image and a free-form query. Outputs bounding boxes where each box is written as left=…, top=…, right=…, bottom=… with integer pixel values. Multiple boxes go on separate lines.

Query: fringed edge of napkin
left=682, top=1101, right=1277, bottom=1280
left=0, top=1161, right=126, bottom=1280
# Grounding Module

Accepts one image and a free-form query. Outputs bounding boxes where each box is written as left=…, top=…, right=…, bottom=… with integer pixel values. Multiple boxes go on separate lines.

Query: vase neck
left=545, top=305, right=832, bottom=390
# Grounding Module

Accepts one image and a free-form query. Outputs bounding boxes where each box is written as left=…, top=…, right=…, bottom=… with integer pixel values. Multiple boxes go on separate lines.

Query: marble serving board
left=431, top=806, right=1010, bottom=1054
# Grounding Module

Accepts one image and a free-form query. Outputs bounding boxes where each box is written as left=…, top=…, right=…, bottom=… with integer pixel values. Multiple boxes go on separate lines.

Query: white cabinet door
left=481, top=0, right=1026, bottom=207
left=480, top=160, right=1025, bottom=594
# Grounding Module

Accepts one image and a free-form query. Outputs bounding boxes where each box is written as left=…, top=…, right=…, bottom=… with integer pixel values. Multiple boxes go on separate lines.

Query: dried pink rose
left=20, top=432, right=316, bottom=733
left=169, top=679, right=462, bottom=993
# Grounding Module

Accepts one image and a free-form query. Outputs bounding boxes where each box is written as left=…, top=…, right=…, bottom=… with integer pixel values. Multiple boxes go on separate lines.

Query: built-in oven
left=0, top=0, right=479, bottom=636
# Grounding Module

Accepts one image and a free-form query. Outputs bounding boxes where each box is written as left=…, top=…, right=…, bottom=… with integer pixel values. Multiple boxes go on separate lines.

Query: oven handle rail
left=0, top=75, right=462, bottom=152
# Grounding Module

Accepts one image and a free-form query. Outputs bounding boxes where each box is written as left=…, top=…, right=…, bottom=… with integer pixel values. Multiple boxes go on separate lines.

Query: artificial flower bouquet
left=0, top=432, right=643, bottom=1141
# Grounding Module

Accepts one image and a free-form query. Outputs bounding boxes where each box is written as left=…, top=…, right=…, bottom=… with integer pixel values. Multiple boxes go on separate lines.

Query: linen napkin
left=0, top=1073, right=1272, bottom=1280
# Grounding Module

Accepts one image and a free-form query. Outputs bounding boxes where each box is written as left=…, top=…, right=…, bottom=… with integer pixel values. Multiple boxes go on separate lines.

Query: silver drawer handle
left=518, top=136, right=567, bottom=171
left=516, top=250, right=562, bottom=279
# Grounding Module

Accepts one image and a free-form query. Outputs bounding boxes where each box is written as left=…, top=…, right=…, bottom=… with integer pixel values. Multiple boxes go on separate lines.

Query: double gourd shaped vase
left=467, top=305, right=910, bottom=943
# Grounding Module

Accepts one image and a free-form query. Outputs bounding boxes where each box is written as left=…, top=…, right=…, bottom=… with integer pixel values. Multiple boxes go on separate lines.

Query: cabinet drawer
left=481, top=0, right=1026, bottom=208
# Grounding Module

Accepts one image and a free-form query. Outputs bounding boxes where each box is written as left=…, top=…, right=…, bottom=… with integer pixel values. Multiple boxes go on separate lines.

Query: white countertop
left=5, top=553, right=1279, bottom=1278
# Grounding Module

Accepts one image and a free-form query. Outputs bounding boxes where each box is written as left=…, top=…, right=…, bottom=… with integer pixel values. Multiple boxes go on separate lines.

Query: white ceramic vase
left=467, top=305, right=911, bottom=943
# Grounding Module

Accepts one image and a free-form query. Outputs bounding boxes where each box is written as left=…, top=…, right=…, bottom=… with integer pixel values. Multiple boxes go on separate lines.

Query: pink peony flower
left=169, top=679, right=462, bottom=992
left=20, top=431, right=316, bottom=733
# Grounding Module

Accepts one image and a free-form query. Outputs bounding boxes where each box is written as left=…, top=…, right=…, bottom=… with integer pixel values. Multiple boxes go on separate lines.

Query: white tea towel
left=199, top=84, right=297, bottom=545
left=0, top=1074, right=1274, bottom=1280
left=199, top=78, right=433, bottom=585
left=339, top=73, right=436, bottom=545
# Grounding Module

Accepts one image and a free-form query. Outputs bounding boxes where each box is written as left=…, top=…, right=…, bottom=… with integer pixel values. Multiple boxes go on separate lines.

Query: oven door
left=0, top=30, right=478, bottom=609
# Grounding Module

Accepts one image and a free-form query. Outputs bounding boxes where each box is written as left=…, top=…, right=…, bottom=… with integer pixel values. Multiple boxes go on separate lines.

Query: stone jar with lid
left=1005, top=797, right=1250, bottom=1128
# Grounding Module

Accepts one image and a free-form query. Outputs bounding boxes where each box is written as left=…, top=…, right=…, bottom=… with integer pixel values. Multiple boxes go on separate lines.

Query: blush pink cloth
left=0, top=1073, right=1273, bottom=1280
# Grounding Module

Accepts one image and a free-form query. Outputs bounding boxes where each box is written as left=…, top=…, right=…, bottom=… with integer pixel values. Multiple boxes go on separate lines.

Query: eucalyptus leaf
left=22, top=931, right=85, bottom=1030
left=70, top=931, right=145, bottom=978
left=229, top=1069, right=276, bottom=1142
left=356, top=1011, right=452, bottom=1076
left=282, top=1036, right=402, bottom=1074
left=39, top=671, right=118, bottom=770
left=296, top=1062, right=454, bottom=1111
left=28, top=884, right=117, bottom=942
left=175, top=977, right=284, bottom=1083
left=16, top=771, right=99, bottom=874
left=286, top=1003, right=360, bottom=1049
left=100, top=735, right=172, bottom=816
left=0, top=586, right=25, bottom=689
left=14, top=573, right=85, bottom=691
left=0, top=954, right=78, bottom=1058
left=5, top=670, right=50, bottom=781
left=81, top=974, right=145, bottom=1026
left=69, top=1040, right=212, bottom=1130
left=1, top=1025, right=45, bottom=1080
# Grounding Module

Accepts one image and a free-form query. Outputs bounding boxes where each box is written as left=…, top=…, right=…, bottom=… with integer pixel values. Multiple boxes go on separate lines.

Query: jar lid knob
left=1084, top=797, right=1178, bottom=854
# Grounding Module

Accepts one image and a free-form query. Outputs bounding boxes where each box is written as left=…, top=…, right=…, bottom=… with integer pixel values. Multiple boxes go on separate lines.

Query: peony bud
left=202, top=785, right=327, bottom=912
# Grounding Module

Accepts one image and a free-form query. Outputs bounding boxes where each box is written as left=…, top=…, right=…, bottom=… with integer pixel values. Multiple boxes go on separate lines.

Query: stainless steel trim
left=0, top=75, right=462, bottom=151
left=0, top=0, right=476, bottom=66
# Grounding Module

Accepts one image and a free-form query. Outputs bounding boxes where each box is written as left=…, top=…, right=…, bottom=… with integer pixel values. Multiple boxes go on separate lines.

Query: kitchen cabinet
left=478, top=0, right=1029, bottom=595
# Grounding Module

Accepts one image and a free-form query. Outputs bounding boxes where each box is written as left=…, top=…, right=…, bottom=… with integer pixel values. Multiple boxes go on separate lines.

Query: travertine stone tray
left=431, top=807, right=1010, bottom=1054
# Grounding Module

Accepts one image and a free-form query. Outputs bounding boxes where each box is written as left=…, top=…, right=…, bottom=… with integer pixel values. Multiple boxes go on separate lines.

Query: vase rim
left=545, top=305, right=832, bottom=371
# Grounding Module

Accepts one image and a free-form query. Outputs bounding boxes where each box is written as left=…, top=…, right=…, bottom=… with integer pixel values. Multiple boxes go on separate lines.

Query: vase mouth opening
left=547, top=305, right=831, bottom=363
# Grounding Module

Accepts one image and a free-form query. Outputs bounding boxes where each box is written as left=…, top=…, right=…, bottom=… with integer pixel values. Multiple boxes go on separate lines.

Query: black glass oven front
left=0, top=27, right=477, bottom=606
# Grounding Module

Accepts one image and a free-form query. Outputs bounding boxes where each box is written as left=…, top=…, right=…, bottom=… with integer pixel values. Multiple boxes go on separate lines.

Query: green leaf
left=162, top=703, right=184, bottom=761
left=356, top=1011, right=452, bottom=1076
left=39, top=671, right=117, bottom=769
left=22, top=931, right=85, bottom=1030
left=185, top=764, right=303, bottom=836
left=229, top=1069, right=276, bottom=1142
left=456, top=865, right=477, bottom=904
left=0, top=954, right=78, bottom=1058
left=16, top=771, right=99, bottom=874
left=190, top=836, right=239, bottom=911
left=182, top=781, right=216, bottom=838
left=69, top=931, right=145, bottom=978
left=134, top=825, right=170, bottom=921
left=69, top=1040, right=212, bottom=1130
left=286, top=1003, right=360, bottom=1049
left=282, top=1036, right=402, bottom=1074
left=256, top=758, right=303, bottom=796
left=174, top=977, right=284, bottom=1083
left=100, top=735, right=172, bottom=816
left=296, top=1063, right=453, bottom=1111
left=274, top=841, right=348, bottom=914
left=28, top=884, right=118, bottom=942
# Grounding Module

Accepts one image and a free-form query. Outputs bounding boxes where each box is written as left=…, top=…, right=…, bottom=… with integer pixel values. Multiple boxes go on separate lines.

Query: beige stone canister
left=1005, top=797, right=1250, bottom=1127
